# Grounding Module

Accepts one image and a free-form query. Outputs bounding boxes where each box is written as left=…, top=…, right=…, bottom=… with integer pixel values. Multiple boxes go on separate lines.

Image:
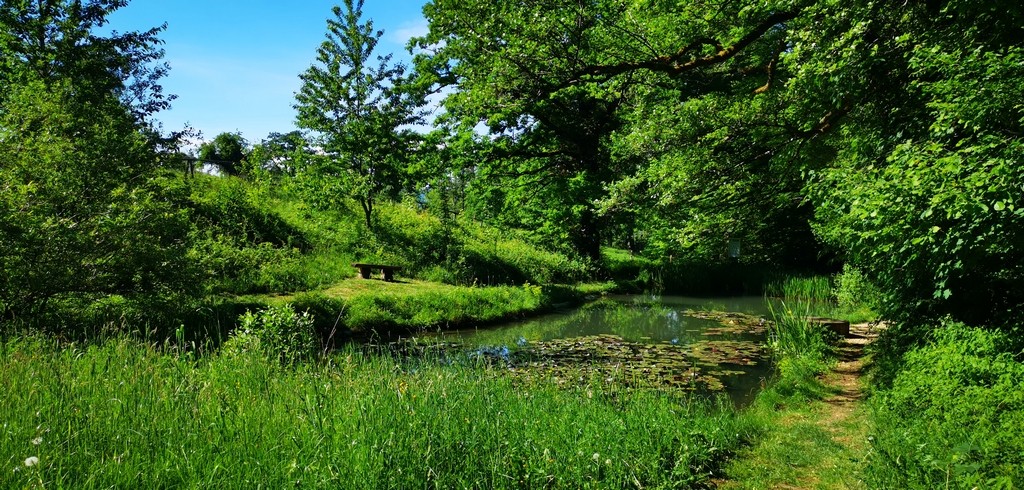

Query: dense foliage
left=0, top=1, right=196, bottom=328
left=869, top=323, right=1024, bottom=488
left=2, top=1, right=1023, bottom=486
left=410, top=0, right=1023, bottom=330
left=1, top=0, right=1018, bottom=330
left=805, top=0, right=1024, bottom=327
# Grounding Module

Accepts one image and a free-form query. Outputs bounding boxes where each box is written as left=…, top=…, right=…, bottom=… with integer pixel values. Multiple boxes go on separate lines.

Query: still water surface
left=418, top=295, right=777, bottom=406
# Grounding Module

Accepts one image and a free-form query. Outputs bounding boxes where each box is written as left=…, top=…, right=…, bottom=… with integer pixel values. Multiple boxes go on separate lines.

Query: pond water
left=414, top=295, right=777, bottom=407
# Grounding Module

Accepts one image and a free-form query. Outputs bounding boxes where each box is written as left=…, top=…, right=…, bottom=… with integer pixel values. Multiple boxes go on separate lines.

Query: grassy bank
left=0, top=260, right=893, bottom=489
left=0, top=293, right=867, bottom=489
left=231, top=280, right=615, bottom=343
left=1, top=336, right=756, bottom=489
left=7, top=176, right=594, bottom=340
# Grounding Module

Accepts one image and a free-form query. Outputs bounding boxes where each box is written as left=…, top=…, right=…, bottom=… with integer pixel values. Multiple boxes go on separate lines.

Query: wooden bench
left=352, top=263, right=402, bottom=282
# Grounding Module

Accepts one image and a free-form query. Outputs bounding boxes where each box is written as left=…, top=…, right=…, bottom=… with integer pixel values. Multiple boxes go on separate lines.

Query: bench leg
left=358, top=266, right=372, bottom=279
left=382, top=269, right=395, bottom=282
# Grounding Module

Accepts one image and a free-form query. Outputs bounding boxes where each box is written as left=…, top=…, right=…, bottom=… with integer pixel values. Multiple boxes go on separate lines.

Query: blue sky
left=105, top=0, right=430, bottom=145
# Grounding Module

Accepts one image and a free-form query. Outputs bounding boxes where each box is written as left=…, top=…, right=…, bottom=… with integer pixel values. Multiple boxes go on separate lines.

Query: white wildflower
left=31, top=437, right=42, bottom=446
left=24, top=457, right=39, bottom=467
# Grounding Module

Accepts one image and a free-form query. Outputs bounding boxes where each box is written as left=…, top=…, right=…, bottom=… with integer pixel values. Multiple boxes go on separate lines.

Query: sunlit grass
left=0, top=336, right=756, bottom=488
left=234, top=280, right=614, bottom=338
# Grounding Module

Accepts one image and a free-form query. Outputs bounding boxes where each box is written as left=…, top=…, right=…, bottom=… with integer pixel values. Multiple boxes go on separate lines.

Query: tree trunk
left=575, top=207, right=602, bottom=264
left=361, top=197, right=373, bottom=230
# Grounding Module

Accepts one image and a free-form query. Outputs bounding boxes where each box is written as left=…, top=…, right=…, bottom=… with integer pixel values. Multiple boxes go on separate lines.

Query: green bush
left=223, top=305, right=319, bottom=365
left=868, top=322, right=1024, bottom=488
left=832, top=264, right=881, bottom=312
left=290, top=292, right=349, bottom=343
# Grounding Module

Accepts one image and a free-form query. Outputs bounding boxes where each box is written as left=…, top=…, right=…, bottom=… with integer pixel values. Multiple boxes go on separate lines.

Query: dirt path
left=715, top=322, right=880, bottom=490
left=815, top=323, right=878, bottom=448
left=822, top=322, right=877, bottom=409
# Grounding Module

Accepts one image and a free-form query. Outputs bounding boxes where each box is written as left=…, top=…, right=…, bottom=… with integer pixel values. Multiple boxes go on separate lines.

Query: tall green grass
left=1, top=336, right=756, bottom=488
left=764, top=302, right=833, bottom=399
left=764, top=275, right=834, bottom=302
left=764, top=269, right=881, bottom=324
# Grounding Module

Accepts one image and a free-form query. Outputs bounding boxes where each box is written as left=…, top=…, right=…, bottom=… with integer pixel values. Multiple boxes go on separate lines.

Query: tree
left=247, top=131, right=307, bottom=176
left=0, top=1, right=199, bottom=327
left=198, top=131, right=249, bottom=176
left=416, top=0, right=1024, bottom=329
left=415, top=0, right=802, bottom=263
left=800, top=0, right=1024, bottom=327
left=294, top=0, right=421, bottom=230
left=0, top=0, right=174, bottom=124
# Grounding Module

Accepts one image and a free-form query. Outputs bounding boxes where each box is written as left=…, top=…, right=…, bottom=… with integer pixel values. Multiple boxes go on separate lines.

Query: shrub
left=832, top=264, right=881, bottom=312
left=291, top=292, right=349, bottom=344
left=222, top=305, right=319, bottom=365
left=868, top=322, right=1024, bottom=488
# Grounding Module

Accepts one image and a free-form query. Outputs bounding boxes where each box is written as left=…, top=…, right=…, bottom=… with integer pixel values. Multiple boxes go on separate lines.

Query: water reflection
left=412, top=296, right=777, bottom=406
left=432, top=296, right=767, bottom=345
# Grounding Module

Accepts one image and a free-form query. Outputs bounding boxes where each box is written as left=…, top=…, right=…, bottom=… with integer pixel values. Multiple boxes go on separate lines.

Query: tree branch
left=564, top=10, right=801, bottom=85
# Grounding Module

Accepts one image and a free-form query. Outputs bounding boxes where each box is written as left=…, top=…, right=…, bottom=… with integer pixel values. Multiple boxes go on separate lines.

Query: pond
left=412, top=295, right=777, bottom=407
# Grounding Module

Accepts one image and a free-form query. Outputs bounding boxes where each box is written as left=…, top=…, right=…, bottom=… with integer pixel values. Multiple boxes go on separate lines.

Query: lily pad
left=508, top=335, right=728, bottom=392
left=684, top=310, right=769, bottom=335
left=689, top=339, right=763, bottom=366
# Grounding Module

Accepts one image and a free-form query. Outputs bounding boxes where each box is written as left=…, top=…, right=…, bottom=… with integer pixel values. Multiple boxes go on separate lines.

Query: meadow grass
left=1, top=336, right=757, bottom=489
